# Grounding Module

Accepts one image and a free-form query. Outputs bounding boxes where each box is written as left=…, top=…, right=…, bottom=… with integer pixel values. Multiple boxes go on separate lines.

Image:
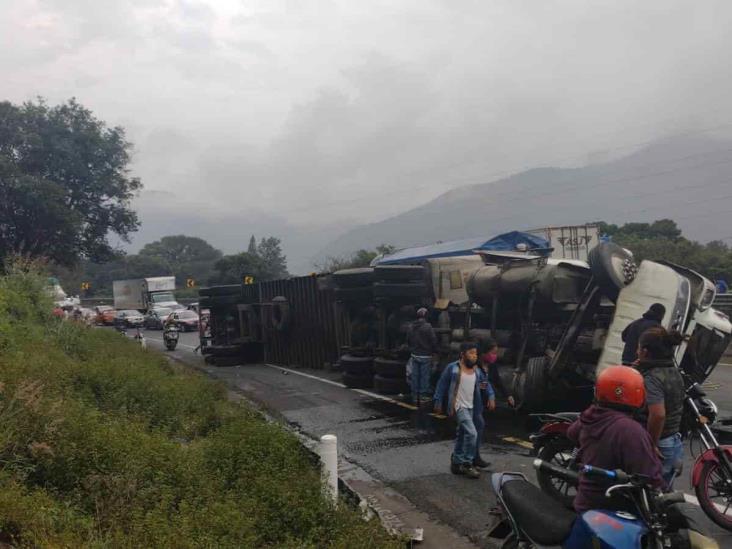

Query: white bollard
left=320, top=434, right=338, bottom=503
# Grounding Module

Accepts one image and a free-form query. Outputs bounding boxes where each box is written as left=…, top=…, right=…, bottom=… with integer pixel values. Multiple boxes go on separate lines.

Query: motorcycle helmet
left=595, top=365, right=645, bottom=410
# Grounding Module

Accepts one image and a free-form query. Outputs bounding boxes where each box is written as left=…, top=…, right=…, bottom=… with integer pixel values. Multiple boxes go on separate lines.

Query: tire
left=514, top=356, right=548, bottom=412
left=213, top=355, right=241, bottom=367
left=695, top=460, right=732, bottom=531
left=373, top=357, right=407, bottom=378
left=210, top=345, right=242, bottom=357
left=334, top=287, right=373, bottom=302
left=373, top=282, right=428, bottom=299
left=342, top=372, right=373, bottom=389
left=373, top=374, right=409, bottom=395
left=271, top=296, right=291, bottom=332
left=340, top=354, right=374, bottom=375
left=374, top=265, right=426, bottom=282
left=587, top=242, right=638, bottom=302
left=536, top=440, right=579, bottom=509
left=199, top=285, right=242, bottom=297
left=332, top=268, right=375, bottom=288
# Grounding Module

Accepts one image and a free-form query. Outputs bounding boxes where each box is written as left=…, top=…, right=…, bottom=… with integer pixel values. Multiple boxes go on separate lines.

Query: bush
left=0, top=265, right=400, bottom=548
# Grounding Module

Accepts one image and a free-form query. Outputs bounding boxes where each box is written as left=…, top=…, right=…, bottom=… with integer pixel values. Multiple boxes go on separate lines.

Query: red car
left=171, top=310, right=199, bottom=332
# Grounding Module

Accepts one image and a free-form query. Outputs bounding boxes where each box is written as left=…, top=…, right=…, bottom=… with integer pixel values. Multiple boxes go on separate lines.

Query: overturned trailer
left=200, top=232, right=732, bottom=412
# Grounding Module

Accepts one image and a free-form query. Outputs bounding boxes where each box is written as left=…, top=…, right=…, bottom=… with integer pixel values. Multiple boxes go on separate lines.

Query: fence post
left=320, top=434, right=338, bottom=503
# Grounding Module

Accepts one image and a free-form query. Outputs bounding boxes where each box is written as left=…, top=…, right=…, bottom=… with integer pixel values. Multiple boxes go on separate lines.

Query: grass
left=0, top=260, right=400, bottom=548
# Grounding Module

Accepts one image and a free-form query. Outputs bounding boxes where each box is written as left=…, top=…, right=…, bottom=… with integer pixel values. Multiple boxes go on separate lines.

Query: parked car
left=144, top=308, right=173, bottom=330
left=96, top=306, right=117, bottom=325
left=116, top=309, right=145, bottom=328
left=171, top=310, right=200, bottom=332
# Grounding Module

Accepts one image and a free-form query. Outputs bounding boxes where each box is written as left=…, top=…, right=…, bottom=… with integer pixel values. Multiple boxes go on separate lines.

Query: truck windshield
left=151, top=292, right=175, bottom=303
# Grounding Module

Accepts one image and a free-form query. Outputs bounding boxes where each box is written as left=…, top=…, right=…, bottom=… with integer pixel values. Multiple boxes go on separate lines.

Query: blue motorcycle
left=491, top=459, right=718, bottom=548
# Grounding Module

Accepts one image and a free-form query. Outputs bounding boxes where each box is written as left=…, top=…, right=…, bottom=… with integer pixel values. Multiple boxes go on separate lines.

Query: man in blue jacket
left=433, top=342, right=496, bottom=479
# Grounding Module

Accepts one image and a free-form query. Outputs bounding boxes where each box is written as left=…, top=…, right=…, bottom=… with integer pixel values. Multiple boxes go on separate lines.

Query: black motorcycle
left=491, top=459, right=718, bottom=548
left=163, top=326, right=179, bottom=351
left=530, top=412, right=580, bottom=508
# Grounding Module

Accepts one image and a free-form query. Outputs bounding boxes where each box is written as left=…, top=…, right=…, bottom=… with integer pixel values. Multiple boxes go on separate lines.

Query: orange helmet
left=595, top=365, right=645, bottom=410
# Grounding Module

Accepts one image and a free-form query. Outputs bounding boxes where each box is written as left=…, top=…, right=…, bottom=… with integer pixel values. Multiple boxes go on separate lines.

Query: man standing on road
left=433, top=342, right=495, bottom=479
left=407, top=307, right=438, bottom=405
left=621, top=303, right=665, bottom=365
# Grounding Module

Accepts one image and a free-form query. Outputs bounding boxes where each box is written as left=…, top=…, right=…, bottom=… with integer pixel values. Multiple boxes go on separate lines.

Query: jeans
left=658, top=433, right=684, bottom=488
left=453, top=407, right=478, bottom=465
left=473, top=409, right=485, bottom=459
left=409, top=355, right=432, bottom=402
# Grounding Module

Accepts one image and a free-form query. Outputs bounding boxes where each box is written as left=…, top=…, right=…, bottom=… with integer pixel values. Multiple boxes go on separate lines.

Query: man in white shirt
left=433, top=342, right=496, bottom=479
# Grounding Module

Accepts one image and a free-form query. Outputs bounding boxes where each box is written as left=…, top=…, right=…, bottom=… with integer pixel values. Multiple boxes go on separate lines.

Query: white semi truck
left=113, top=277, right=178, bottom=312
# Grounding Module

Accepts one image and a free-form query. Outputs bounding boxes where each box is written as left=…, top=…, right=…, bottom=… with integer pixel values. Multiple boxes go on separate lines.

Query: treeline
left=599, top=219, right=732, bottom=283
left=58, top=234, right=288, bottom=297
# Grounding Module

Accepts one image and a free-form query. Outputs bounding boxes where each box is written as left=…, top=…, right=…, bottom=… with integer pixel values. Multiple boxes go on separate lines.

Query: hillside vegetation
left=0, top=261, right=398, bottom=548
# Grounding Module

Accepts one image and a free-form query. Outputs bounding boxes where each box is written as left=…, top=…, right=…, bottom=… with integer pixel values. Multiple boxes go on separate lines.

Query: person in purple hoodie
left=567, top=365, right=663, bottom=513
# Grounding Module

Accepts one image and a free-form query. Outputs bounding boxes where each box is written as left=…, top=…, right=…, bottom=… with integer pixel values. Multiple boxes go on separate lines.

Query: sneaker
left=460, top=464, right=481, bottom=479
left=450, top=457, right=461, bottom=475
left=473, top=456, right=491, bottom=469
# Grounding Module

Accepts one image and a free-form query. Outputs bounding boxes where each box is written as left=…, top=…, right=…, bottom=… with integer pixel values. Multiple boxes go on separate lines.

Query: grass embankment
left=0, top=264, right=399, bottom=548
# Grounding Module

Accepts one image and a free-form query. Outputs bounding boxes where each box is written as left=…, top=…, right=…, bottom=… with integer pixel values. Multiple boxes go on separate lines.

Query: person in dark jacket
left=621, top=303, right=666, bottom=365
left=636, top=326, right=686, bottom=487
left=407, top=307, right=438, bottom=404
left=567, top=365, right=663, bottom=513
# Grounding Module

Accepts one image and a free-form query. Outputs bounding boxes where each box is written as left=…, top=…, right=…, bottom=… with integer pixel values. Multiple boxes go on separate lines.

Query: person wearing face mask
left=480, top=339, right=515, bottom=408
left=433, top=342, right=496, bottom=479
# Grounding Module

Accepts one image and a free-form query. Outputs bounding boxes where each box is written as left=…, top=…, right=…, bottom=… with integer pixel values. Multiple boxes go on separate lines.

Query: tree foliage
left=599, top=219, right=732, bottom=282
left=0, top=98, right=141, bottom=266
left=316, top=244, right=396, bottom=272
left=212, top=236, right=289, bottom=284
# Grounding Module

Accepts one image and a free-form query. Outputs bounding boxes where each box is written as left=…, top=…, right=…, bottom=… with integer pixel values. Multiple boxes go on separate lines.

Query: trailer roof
left=373, top=230, right=551, bottom=265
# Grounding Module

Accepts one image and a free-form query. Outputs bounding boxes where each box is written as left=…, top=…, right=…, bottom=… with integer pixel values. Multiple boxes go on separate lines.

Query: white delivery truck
left=113, top=277, right=178, bottom=311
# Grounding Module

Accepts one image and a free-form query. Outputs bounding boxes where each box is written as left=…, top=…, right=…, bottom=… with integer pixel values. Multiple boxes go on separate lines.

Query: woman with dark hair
left=636, top=326, right=686, bottom=487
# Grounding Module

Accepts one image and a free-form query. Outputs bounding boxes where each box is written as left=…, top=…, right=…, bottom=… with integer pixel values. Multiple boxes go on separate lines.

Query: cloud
left=3, top=0, right=732, bottom=268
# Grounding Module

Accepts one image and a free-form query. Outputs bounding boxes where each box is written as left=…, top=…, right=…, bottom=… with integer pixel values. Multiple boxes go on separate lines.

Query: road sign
left=244, top=276, right=255, bottom=285
left=81, top=282, right=90, bottom=291
left=186, top=278, right=196, bottom=288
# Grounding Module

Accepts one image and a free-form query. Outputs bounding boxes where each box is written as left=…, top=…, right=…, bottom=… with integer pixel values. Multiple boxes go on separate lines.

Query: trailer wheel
left=332, top=268, right=375, bottom=288
left=514, top=356, right=548, bottom=412
left=374, top=265, right=426, bottom=283
left=340, top=354, right=374, bottom=375
left=199, top=284, right=242, bottom=297
left=373, top=357, right=407, bottom=378
left=342, top=372, right=374, bottom=389
left=587, top=242, right=638, bottom=302
left=271, top=296, right=291, bottom=332
left=373, top=374, right=409, bottom=395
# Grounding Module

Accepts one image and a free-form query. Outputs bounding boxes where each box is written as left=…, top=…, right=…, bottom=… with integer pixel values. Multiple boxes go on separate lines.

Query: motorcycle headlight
left=699, top=397, right=718, bottom=424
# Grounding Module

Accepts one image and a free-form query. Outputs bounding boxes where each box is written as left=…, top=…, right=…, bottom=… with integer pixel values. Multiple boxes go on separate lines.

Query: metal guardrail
left=715, top=293, right=732, bottom=317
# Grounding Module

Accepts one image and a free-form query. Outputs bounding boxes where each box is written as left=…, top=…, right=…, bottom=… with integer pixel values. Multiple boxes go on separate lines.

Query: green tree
left=0, top=98, right=141, bottom=265
left=316, top=244, right=395, bottom=272
left=212, top=252, right=264, bottom=284
left=138, top=235, right=222, bottom=284
left=256, top=236, right=289, bottom=279
left=247, top=235, right=257, bottom=255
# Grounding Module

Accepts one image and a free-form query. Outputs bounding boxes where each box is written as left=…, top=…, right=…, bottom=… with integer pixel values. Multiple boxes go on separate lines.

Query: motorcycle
left=530, top=412, right=580, bottom=508
left=163, top=326, right=179, bottom=351
left=491, top=459, right=719, bottom=548
left=684, top=382, right=732, bottom=531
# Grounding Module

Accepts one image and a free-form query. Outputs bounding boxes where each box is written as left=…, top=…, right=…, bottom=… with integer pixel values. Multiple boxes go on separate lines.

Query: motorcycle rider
left=635, top=326, right=686, bottom=487
left=433, top=342, right=495, bottom=478
left=567, top=365, right=663, bottom=513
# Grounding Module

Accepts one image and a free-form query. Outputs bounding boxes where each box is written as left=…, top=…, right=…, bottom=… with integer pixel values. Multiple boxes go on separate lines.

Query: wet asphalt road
left=138, top=329, right=732, bottom=548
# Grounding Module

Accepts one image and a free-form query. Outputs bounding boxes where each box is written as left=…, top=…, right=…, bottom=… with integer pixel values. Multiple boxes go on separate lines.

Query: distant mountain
left=315, top=135, right=732, bottom=263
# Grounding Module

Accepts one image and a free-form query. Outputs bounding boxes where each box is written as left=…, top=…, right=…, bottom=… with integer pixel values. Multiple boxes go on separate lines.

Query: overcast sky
left=4, top=0, right=732, bottom=256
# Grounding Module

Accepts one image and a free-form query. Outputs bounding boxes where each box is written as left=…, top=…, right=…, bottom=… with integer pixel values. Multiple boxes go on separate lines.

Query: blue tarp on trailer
left=373, top=231, right=550, bottom=265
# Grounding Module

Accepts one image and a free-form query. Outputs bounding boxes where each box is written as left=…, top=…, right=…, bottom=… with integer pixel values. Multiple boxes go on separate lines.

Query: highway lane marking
left=263, top=364, right=447, bottom=419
